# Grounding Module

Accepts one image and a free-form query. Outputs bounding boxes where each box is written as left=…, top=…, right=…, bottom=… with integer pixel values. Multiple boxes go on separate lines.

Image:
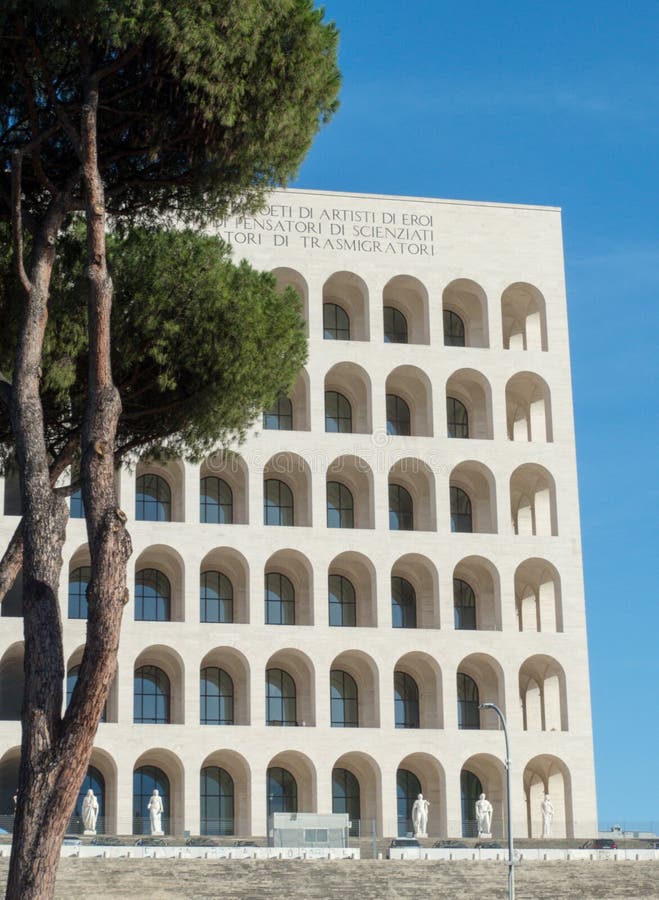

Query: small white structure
left=270, top=813, right=350, bottom=849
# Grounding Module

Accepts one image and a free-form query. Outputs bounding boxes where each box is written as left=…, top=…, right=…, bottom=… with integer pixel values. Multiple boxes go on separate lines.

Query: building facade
left=0, top=188, right=598, bottom=839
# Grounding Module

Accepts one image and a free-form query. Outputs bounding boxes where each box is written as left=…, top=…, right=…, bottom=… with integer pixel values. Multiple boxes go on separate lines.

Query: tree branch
left=11, top=151, right=32, bottom=294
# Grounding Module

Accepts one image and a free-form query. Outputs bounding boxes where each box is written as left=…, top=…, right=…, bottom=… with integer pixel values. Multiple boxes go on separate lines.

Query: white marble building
left=0, top=188, right=598, bottom=839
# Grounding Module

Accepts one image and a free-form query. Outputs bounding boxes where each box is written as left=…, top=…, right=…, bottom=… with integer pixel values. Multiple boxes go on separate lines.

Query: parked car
left=134, top=837, right=167, bottom=847
left=387, top=837, right=420, bottom=858
left=186, top=837, right=217, bottom=847
left=580, top=839, right=617, bottom=850
left=475, top=841, right=502, bottom=849
left=91, top=836, right=122, bottom=846
left=62, top=836, right=81, bottom=846
left=433, top=840, right=468, bottom=848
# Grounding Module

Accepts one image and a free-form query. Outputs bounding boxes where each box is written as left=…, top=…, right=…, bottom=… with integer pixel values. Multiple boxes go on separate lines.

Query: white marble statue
left=411, top=793, right=430, bottom=838
left=148, top=789, right=164, bottom=835
left=475, top=792, right=493, bottom=837
left=541, top=793, right=554, bottom=838
left=82, top=788, right=99, bottom=835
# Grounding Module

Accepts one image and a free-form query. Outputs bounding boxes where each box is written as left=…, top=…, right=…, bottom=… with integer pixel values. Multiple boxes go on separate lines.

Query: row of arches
left=274, top=269, right=549, bottom=352
left=0, top=747, right=573, bottom=838
left=263, top=367, right=552, bottom=443
left=0, top=642, right=569, bottom=733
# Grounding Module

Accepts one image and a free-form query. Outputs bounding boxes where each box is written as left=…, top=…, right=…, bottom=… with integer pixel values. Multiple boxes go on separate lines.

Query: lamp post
left=479, top=702, right=514, bottom=900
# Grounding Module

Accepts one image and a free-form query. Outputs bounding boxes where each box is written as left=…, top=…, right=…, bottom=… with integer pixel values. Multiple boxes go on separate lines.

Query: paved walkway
left=1, top=858, right=659, bottom=899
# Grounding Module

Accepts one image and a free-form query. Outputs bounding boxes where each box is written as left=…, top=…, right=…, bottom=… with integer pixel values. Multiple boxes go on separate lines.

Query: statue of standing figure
left=541, top=794, right=554, bottom=838
left=148, top=789, right=164, bottom=835
left=82, top=789, right=99, bottom=835
left=411, top=793, right=430, bottom=838
left=475, top=792, right=493, bottom=837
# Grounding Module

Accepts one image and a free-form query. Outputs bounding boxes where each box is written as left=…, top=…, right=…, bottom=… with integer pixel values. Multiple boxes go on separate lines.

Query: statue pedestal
left=151, top=830, right=164, bottom=836
left=83, top=830, right=96, bottom=836
left=478, top=832, right=492, bottom=839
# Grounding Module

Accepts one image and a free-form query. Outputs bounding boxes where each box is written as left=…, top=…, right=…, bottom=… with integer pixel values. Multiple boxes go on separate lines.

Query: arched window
left=263, top=396, right=293, bottom=430
left=265, top=572, right=295, bottom=625
left=332, top=768, right=360, bottom=833
left=265, top=668, right=297, bottom=726
left=200, top=667, right=234, bottom=725
left=323, top=302, right=350, bottom=340
left=135, top=474, right=171, bottom=522
left=330, top=670, right=359, bottom=727
left=386, top=394, right=411, bottom=436
left=267, top=767, right=297, bottom=816
left=397, top=768, right=422, bottom=837
left=328, top=574, right=356, bottom=627
left=447, top=397, right=469, bottom=438
left=68, top=566, right=91, bottom=619
left=200, top=477, right=233, bottom=524
left=444, top=309, right=465, bottom=346
left=384, top=306, right=408, bottom=343
left=134, top=665, right=170, bottom=724
left=67, top=665, right=107, bottom=722
left=394, top=671, right=419, bottom=729
left=201, top=766, right=234, bottom=835
left=70, top=488, right=84, bottom=519
left=325, top=391, right=353, bottom=433
left=461, top=770, right=483, bottom=837
left=450, top=486, right=472, bottom=533
left=327, top=481, right=354, bottom=528
left=200, top=571, right=233, bottom=623
left=74, top=766, right=105, bottom=833
left=391, top=576, right=417, bottom=629
left=457, top=673, right=480, bottom=729
left=133, top=766, right=169, bottom=834
left=135, top=568, right=171, bottom=622
left=263, top=478, right=294, bottom=526
left=454, top=579, right=476, bottom=630
left=389, top=483, right=413, bottom=531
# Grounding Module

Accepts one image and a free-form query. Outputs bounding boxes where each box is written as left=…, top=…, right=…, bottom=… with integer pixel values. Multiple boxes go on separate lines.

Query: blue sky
left=294, top=0, right=659, bottom=826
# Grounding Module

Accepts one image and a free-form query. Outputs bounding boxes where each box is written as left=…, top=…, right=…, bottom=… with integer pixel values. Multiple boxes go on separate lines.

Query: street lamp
left=479, top=702, right=514, bottom=900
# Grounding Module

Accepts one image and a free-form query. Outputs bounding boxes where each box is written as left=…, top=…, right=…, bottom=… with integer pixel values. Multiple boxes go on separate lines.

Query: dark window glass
left=447, top=397, right=469, bottom=438
left=68, top=566, right=91, bottom=619
left=328, top=574, right=356, bottom=627
left=264, top=478, right=294, bottom=526
left=135, top=474, right=171, bottom=522
left=394, top=671, right=420, bottom=729
left=133, top=766, right=169, bottom=834
left=200, top=667, right=234, bottom=725
left=201, top=766, right=234, bottom=835
left=330, top=670, right=359, bottom=727
left=267, top=767, right=297, bottom=816
left=67, top=665, right=106, bottom=722
left=265, top=572, right=295, bottom=625
left=384, top=306, right=408, bottom=343
left=70, top=488, right=84, bottom=519
left=135, top=568, right=171, bottom=621
left=457, top=672, right=480, bottom=729
left=461, top=770, right=484, bottom=837
left=444, top=309, right=465, bottom=346
left=325, top=391, right=352, bottom=433
left=200, top=571, right=233, bottom=623
left=263, top=396, right=293, bottom=430
left=134, top=665, right=170, bottom=724
left=73, top=766, right=105, bottom=834
left=397, top=768, right=422, bottom=837
left=323, top=303, right=350, bottom=340
left=386, top=394, right=411, bottom=436
left=450, top=486, right=473, bottom=533
left=391, top=576, right=416, bottom=628
left=266, top=668, right=297, bottom=725
left=389, top=483, right=413, bottom=530
left=332, top=768, right=360, bottom=833
left=454, top=578, right=477, bottom=630
left=200, top=477, right=233, bottom=524
left=327, top=481, right=354, bottom=528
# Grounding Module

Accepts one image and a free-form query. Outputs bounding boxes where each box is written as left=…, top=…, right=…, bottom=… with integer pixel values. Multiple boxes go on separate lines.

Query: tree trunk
left=5, top=82, right=131, bottom=900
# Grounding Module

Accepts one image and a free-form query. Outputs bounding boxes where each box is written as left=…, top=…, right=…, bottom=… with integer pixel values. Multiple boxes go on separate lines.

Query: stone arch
left=519, top=654, right=568, bottom=732
left=333, top=751, right=382, bottom=835
left=330, top=649, right=380, bottom=727
left=324, top=362, right=373, bottom=434
left=267, top=750, right=317, bottom=815
left=389, top=458, right=437, bottom=531
left=264, top=548, right=314, bottom=626
left=266, top=648, right=316, bottom=727
left=328, top=551, right=377, bottom=627
left=501, top=282, right=548, bottom=351
left=135, top=457, right=185, bottom=522
left=383, top=274, right=430, bottom=344
left=66, top=644, right=118, bottom=723
left=87, top=747, right=118, bottom=834
left=442, top=278, right=489, bottom=347
left=452, top=555, right=501, bottom=631
left=200, top=451, right=249, bottom=524
left=515, top=557, right=563, bottom=633
left=523, top=754, right=573, bottom=838
left=200, top=749, right=251, bottom=836
left=386, top=366, right=434, bottom=437
left=0, top=746, right=21, bottom=816
left=133, top=748, right=185, bottom=834
left=445, top=368, right=493, bottom=439
left=398, top=752, right=447, bottom=837
left=271, top=267, right=309, bottom=336
left=133, top=544, right=185, bottom=622
left=134, top=644, right=185, bottom=725
left=323, top=271, right=370, bottom=341
left=506, top=372, right=553, bottom=442
left=457, top=653, right=506, bottom=728
left=200, top=547, right=250, bottom=625
left=391, top=553, right=440, bottom=629
left=263, top=452, right=312, bottom=527
left=510, top=463, right=558, bottom=536
left=460, top=753, right=507, bottom=838
left=326, top=455, right=374, bottom=529
left=200, top=646, right=251, bottom=726
left=395, top=652, right=443, bottom=728
left=450, top=461, right=497, bottom=533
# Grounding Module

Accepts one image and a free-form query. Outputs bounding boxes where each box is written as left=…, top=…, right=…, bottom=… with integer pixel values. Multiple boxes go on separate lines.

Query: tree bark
left=5, top=82, right=131, bottom=900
